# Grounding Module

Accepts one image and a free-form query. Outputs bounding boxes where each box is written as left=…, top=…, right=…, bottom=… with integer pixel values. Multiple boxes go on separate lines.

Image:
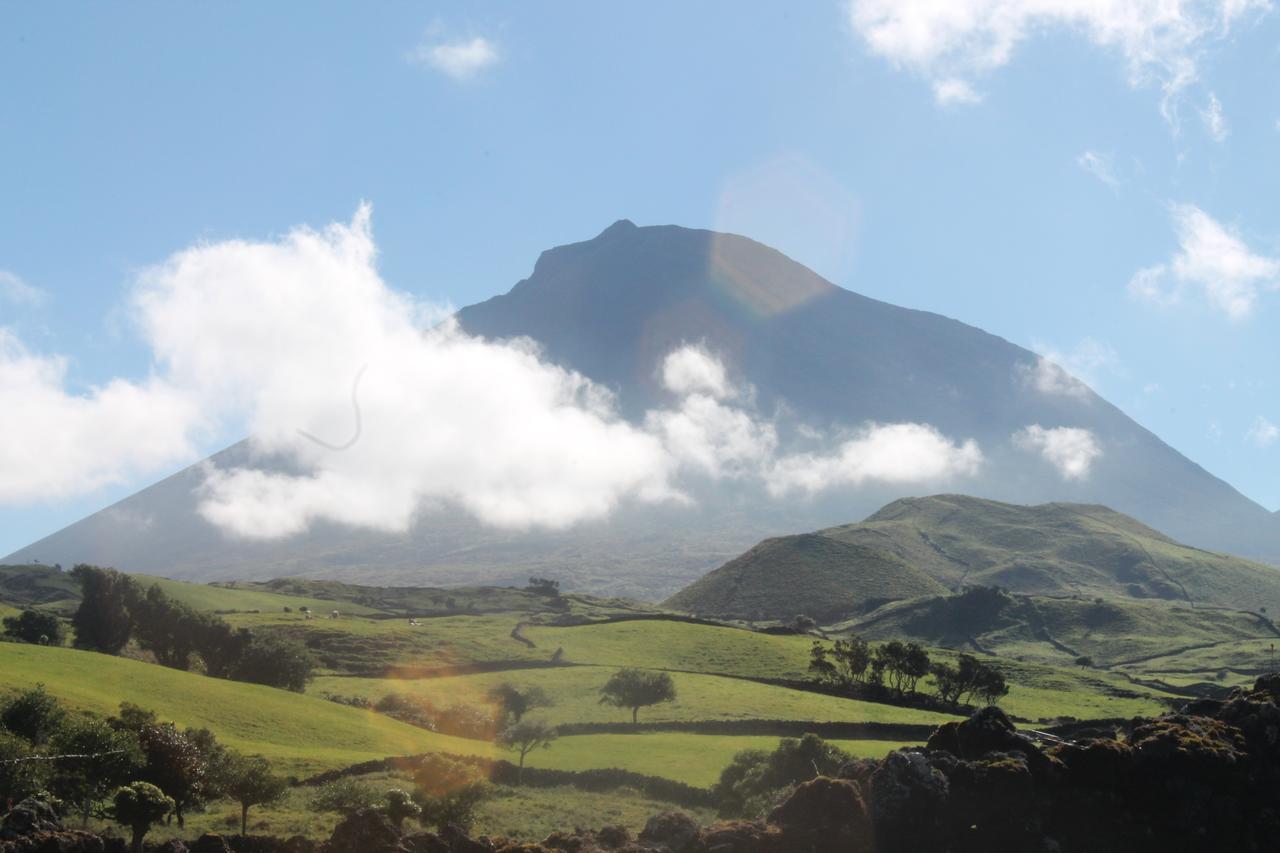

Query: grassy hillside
left=667, top=494, right=1280, bottom=621
left=846, top=588, right=1278, bottom=667
left=664, top=534, right=947, bottom=621
left=0, top=643, right=492, bottom=775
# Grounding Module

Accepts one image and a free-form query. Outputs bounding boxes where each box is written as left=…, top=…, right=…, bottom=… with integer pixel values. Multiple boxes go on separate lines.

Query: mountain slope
left=7, top=221, right=1278, bottom=594
left=667, top=495, right=1280, bottom=620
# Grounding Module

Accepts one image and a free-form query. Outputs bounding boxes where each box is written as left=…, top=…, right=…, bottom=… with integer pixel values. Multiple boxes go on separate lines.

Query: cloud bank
left=847, top=0, right=1268, bottom=116
left=0, top=208, right=988, bottom=538
left=1129, top=203, right=1279, bottom=320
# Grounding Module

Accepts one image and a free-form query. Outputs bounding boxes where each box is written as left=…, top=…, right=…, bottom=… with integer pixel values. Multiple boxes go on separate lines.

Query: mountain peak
left=598, top=218, right=638, bottom=237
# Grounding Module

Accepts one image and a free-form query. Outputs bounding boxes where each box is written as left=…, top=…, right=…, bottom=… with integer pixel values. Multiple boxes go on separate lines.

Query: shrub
left=2, top=609, right=66, bottom=646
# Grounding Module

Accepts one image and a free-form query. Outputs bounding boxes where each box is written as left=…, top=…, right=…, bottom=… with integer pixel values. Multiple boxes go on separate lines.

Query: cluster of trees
left=0, top=688, right=287, bottom=851
left=2, top=608, right=65, bottom=645
left=809, top=637, right=1007, bottom=707
left=68, top=565, right=314, bottom=692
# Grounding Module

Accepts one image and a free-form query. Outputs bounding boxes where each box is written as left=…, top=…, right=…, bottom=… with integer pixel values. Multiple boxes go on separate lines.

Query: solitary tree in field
left=220, top=753, right=287, bottom=835
left=109, top=782, right=174, bottom=853
left=598, top=668, right=677, bottom=723
left=497, top=719, right=556, bottom=784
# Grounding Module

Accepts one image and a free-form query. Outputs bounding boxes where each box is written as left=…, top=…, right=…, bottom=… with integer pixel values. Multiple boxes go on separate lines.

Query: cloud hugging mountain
left=7, top=218, right=1278, bottom=596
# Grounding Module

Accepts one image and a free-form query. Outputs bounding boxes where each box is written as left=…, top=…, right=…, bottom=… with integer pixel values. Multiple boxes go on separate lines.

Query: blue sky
left=1, top=1, right=1278, bottom=556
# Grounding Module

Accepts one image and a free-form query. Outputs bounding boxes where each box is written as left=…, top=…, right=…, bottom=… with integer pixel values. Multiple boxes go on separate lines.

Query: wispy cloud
left=1076, top=151, right=1119, bottom=188
left=1019, top=338, right=1119, bottom=399
left=410, top=35, right=500, bottom=80
left=1129, top=203, right=1279, bottom=320
left=933, top=78, right=982, bottom=105
left=846, top=0, right=1269, bottom=122
left=1201, top=91, right=1229, bottom=141
left=1248, top=416, right=1280, bottom=448
left=0, top=270, right=45, bottom=306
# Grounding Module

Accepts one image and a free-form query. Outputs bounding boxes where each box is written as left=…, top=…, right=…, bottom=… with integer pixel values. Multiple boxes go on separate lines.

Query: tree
left=1, top=684, right=66, bottom=745
left=132, top=585, right=203, bottom=670
left=1074, top=655, right=1095, bottom=668
left=219, top=753, right=287, bottom=835
left=134, top=723, right=207, bottom=827
left=70, top=565, right=141, bottom=654
left=598, top=668, right=677, bottom=723
left=385, top=788, right=421, bottom=833
left=790, top=615, right=817, bottom=633
left=50, top=716, right=142, bottom=826
left=526, top=577, right=560, bottom=596
left=232, top=633, right=314, bottom=691
left=109, top=782, right=174, bottom=853
left=487, top=683, right=551, bottom=725
left=930, top=654, right=1006, bottom=708
left=497, top=719, right=556, bottom=784
left=2, top=608, right=65, bottom=646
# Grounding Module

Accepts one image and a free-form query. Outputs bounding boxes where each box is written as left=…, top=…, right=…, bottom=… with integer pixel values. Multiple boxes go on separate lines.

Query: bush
left=309, top=778, right=383, bottom=815
left=232, top=632, right=315, bottom=692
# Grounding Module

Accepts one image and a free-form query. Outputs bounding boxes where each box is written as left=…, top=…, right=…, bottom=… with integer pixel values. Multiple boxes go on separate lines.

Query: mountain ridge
left=6, top=221, right=1278, bottom=592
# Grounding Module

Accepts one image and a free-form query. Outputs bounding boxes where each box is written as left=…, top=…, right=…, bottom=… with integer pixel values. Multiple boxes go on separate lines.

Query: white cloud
left=1015, top=424, right=1103, bottom=480
left=1129, top=203, right=1279, bottom=319
left=1201, top=91, right=1229, bottom=140
left=766, top=423, right=984, bottom=496
left=0, top=330, right=199, bottom=502
left=933, top=78, right=983, bottom=105
left=0, top=208, right=985, bottom=538
left=846, top=0, right=1269, bottom=119
left=410, top=36, right=499, bottom=80
left=1248, top=416, right=1280, bottom=447
left=661, top=345, right=733, bottom=400
left=1077, top=150, right=1119, bottom=188
left=0, top=271, right=45, bottom=306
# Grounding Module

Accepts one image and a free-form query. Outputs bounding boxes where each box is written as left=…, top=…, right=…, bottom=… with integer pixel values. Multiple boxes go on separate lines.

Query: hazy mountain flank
left=7, top=221, right=1278, bottom=594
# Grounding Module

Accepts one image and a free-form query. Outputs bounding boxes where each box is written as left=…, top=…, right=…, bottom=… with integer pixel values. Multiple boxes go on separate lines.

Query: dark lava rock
left=327, top=810, right=405, bottom=853
left=767, top=776, right=871, bottom=853
left=637, top=813, right=699, bottom=853
left=1, top=798, right=63, bottom=840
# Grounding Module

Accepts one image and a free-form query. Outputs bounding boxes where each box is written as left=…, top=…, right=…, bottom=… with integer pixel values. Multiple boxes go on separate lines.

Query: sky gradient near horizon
left=1, top=1, right=1278, bottom=556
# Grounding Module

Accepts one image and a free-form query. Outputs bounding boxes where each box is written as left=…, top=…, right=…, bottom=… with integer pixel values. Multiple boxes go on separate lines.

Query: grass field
left=312, top=666, right=959, bottom=727
left=0, top=643, right=493, bottom=776
left=524, top=620, right=813, bottom=679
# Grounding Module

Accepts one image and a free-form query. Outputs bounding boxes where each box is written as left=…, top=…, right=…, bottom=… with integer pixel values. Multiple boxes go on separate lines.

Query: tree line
left=808, top=637, right=1008, bottom=708
left=66, top=565, right=314, bottom=692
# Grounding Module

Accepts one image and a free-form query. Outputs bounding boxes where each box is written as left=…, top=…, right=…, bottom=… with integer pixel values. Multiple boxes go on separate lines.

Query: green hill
left=667, top=494, right=1280, bottom=621
left=0, top=642, right=491, bottom=775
